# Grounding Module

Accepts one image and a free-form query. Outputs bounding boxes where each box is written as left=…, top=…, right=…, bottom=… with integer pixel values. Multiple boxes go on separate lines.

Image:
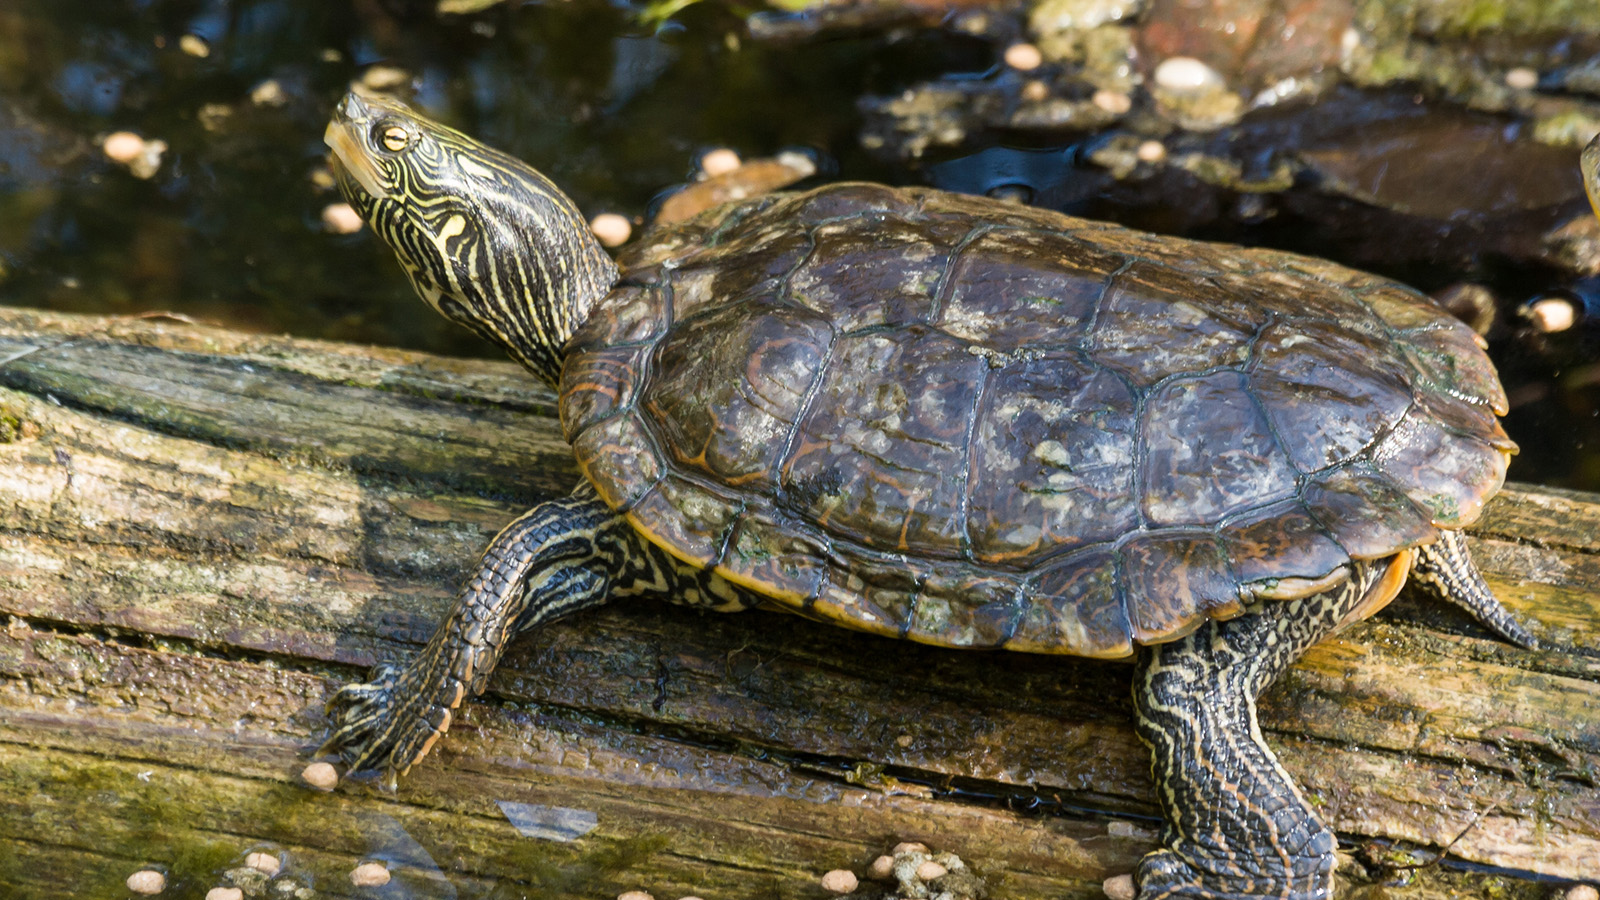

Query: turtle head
left=325, top=91, right=617, bottom=387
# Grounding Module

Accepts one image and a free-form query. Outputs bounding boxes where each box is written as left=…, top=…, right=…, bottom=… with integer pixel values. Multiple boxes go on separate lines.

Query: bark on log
left=0, top=307, right=1595, bottom=899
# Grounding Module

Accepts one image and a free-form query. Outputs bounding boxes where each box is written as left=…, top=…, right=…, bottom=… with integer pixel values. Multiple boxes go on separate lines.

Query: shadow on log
left=0, top=308, right=1595, bottom=899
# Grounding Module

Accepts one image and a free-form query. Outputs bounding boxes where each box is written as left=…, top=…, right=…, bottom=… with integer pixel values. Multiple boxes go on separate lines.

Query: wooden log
left=0, top=307, right=1595, bottom=899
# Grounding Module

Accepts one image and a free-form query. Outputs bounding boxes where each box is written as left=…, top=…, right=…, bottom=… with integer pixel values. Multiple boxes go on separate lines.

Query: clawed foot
left=317, top=662, right=464, bottom=789
left=1135, top=848, right=1331, bottom=900
left=1135, top=849, right=1213, bottom=900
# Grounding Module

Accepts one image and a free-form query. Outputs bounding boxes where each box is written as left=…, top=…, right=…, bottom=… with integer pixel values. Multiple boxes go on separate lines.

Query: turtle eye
left=375, top=123, right=410, bottom=153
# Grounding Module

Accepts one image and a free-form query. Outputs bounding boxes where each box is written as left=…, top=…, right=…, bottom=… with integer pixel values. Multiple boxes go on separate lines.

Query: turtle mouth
left=324, top=104, right=391, bottom=203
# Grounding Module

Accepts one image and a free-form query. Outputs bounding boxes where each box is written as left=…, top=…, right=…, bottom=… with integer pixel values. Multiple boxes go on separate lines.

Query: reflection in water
left=496, top=800, right=600, bottom=843
left=356, top=812, right=456, bottom=899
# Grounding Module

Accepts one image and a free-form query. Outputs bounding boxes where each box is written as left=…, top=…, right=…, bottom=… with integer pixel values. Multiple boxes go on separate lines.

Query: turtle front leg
left=1131, top=562, right=1389, bottom=900
left=321, top=484, right=720, bottom=787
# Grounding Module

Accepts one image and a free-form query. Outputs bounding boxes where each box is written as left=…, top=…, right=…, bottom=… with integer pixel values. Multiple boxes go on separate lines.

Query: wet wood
left=0, top=307, right=1595, bottom=899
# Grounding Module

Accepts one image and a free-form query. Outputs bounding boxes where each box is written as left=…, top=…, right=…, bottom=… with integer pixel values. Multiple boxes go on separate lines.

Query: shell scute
left=789, top=218, right=958, bottom=332
left=1249, top=319, right=1414, bottom=473
left=1119, top=531, right=1238, bottom=643
left=967, top=353, right=1138, bottom=564
left=917, top=187, right=1081, bottom=231
left=914, top=570, right=1026, bottom=648
left=935, top=229, right=1119, bottom=348
left=1359, top=285, right=1461, bottom=331
left=1089, top=262, right=1263, bottom=385
left=723, top=513, right=830, bottom=603
left=811, top=564, right=914, bottom=640
left=626, top=475, right=743, bottom=568
left=558, top=344, right=649, bottom=443
left=644, top=301, right=832, bottom=484
left=669, top=227, right=814, bottom=324
left=1220, top=499, right=1350, bottom=598
left=1400, top=325, right=1510, bottom=415
left=763, top=182, right=921, bottom=226
left=1012, top=548, right=1131, bottom=658
left=1371, top=405, right=1507, bottom=528
left=1141, top=371, right=1298, bottom=526
left=1301, top=463, right=1439, bottom=559
left=565, top=280, right=670, bottom=357
left=783, top=327, right=984, bottom=556
left=571, top=411, right=662, bottom=512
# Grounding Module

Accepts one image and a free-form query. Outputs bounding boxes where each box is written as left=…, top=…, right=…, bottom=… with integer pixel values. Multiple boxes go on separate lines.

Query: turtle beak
left=325, top=91, right=392, bottom=202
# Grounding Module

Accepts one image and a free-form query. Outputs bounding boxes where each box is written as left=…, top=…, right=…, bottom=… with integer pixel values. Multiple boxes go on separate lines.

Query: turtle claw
left=319, top=662, right=461, bottom=786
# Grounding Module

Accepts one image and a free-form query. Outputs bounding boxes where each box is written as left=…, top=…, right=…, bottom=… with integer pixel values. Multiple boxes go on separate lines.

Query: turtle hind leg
left=1131, top=563, right=1389, bottom=900
left=320, top=484, right=710, bottom=786
left=1410, top=530, right=1539, bottom=650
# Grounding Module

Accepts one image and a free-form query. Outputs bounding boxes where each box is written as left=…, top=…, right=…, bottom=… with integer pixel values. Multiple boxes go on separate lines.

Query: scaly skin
left=1133, top=567, right=1381, bottom=900
left=321, top=484, right=755, bottom=787
left=1133, top=537, right=1536, bottom=900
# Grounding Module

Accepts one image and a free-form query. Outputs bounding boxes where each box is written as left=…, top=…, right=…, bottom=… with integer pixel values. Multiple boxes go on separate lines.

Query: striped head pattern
left=325, top=91, right=618, bottom=386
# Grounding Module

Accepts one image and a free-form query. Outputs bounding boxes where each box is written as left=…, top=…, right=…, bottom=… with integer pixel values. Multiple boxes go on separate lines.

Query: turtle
left=320, top=91, right=1539, bottom=900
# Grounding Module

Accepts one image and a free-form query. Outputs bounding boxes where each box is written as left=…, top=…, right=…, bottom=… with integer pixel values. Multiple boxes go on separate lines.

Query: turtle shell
left=559, top=184, right=1515, bottom=659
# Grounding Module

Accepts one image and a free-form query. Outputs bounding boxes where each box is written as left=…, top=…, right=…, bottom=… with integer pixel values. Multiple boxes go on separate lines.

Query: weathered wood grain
left=0, top=307, right=1594, bottom=898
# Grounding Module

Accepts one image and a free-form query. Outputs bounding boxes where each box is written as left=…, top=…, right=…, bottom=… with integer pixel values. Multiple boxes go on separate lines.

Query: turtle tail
left=1411, top=530, right=1540, bottom=650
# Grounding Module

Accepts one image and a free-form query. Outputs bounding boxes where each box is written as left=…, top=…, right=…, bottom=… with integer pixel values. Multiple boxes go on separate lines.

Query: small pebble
left=180, top=34, right=210, bottom=57
left=1103, top=873, right=1137, bottom=900
left=103, top=133, right=166, bottom=179
left=197, top=102, right=233, bottom=132
left=361, top=65, right=409, bottom=90
left=1567, top=884, right=1599, bottom=900
left=322, top=203, right=365, bottom=235
left=617, top=892, right=654, bottom=900
left=350, top=862, right=391, bottom=887
left=1504, top=67, right=1538, bottom=90
left=699, top=148, right=742, bottom=177
left=1135, top=140, right=1167, bottom=164
left=1153, top=56, right=1222, bottom=92
left=127, top=870, right=167, bottom=894
left=103, top=131, right=146, bottom=164
left=245, top=851, right=281, bottom=876
left=590, top=213, right=633, bottom=248
left=892, top=841, right=930, bottom=855
left=915, top=861, right=948, bottom=880
left=1020, top=80, right=1050, bottom=102
left=820, top=869, right=858, bottom=893
left=1340, top=27, right=1362, bottom=56
left=1092, top=88, right=1132, bottom=114
left=1526, top=296, right=1577, bottom=333
left=205, top=888, right=244, bottom=900
left=250, top=79, right=288, bottom=107
left=1004, top=43, right=1043, bottom=71
left=868, top=854, right=896, bottom=879
left=301, top=761, right=339, bottom=790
